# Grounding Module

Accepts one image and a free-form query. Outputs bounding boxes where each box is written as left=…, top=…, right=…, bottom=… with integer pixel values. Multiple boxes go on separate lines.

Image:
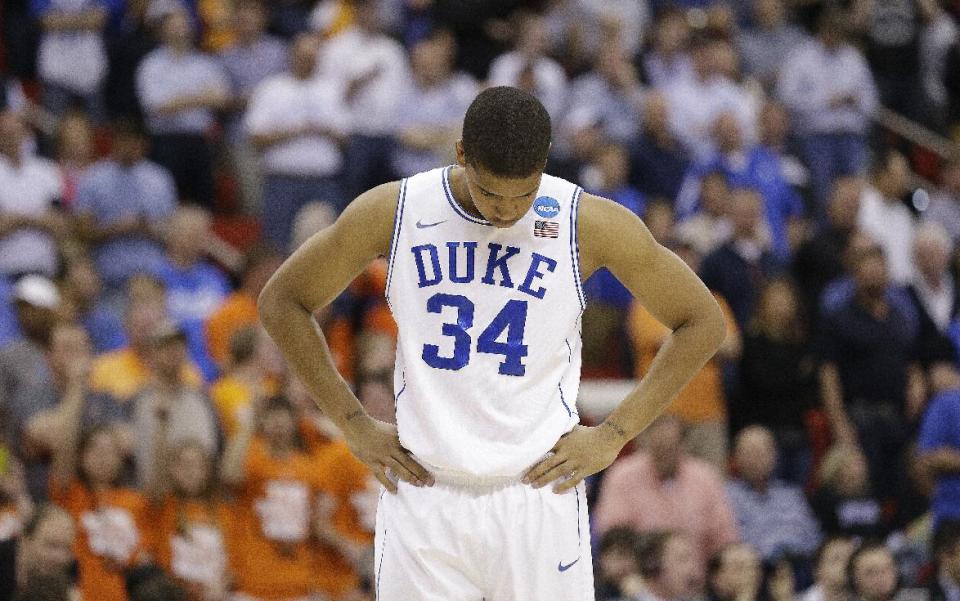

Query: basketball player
left=258, top=87, right=726, bottom=600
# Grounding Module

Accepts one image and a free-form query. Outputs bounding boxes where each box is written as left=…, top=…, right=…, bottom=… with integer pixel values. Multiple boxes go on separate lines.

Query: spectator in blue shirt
left=818, top=243, right=923, bottom=500
left=0, top=277, right=19, bottom=348
left=776, top=8, right=878, bottom=219
left=917, top=364, right=960, bottom=526
left=726, top=425, right=821, bottom=563
left=156, top=206, right=230, bottom=383
left=73, top=118, right=177, bottom=291
left=61, top=256, right=125, bottom=354
left=699, top=188, right=783, bottom=328
left=628, top=92, right=691, bottom=203
left=565, top=47, right=645, bottom=146
left=819, top=232, right=919, bottom=340
left=676, top=112, right=804, bottom=261
left=391, top=29, right=477, bottom=178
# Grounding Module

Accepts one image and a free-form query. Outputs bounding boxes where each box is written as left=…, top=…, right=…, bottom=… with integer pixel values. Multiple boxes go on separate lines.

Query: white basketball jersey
left=385, top=165, right=586, bottom=477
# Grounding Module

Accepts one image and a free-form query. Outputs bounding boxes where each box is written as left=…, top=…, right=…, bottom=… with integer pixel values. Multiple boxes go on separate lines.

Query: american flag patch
left=534, top=220, right=560, bottom=238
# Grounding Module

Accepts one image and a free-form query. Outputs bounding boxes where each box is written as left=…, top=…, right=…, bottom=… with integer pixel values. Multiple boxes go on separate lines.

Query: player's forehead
left=467, top=163, right=542, bottom=198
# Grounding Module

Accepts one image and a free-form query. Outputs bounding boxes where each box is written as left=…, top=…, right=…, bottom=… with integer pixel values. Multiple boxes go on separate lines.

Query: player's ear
left=455, top=140, right=466, bottom=167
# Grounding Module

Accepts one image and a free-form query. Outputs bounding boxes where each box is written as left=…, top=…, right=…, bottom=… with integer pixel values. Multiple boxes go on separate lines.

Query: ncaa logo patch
left=533, top=196, right=561, bottom=218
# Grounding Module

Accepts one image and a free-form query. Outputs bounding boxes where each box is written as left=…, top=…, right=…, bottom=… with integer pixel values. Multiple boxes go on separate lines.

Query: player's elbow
left=698, top=296, right=727, bottom=356
left=257, top=276, right=287, bottom=329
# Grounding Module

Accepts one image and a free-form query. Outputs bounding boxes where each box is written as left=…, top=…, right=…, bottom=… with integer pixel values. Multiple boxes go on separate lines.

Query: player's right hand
left=342, top=415, right=435, bottom=493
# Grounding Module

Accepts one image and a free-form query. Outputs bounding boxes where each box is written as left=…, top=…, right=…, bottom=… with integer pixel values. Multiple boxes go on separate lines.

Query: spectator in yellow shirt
left=210, top=325, right=284, bottom=437
left=90, top=291, right=201, bottom=402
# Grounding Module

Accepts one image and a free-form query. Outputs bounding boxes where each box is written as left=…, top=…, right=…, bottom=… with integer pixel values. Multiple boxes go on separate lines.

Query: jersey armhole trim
left=384, top=178, right=408, bottom=306
left=569, top=186, right=586, bottom=311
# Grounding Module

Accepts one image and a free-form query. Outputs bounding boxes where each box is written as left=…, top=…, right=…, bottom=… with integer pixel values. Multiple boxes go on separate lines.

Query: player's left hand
left=522, top=425, right=623, bottom=493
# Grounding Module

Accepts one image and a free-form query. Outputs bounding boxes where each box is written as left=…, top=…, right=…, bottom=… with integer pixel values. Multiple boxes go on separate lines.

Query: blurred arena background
left=1, top=0, right=960, bottom=599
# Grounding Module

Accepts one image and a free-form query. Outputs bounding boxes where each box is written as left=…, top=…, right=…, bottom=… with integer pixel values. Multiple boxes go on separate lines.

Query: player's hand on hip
left=343, top=415, right=434, bottom=493
left=522, top=425, right=622, bottom=493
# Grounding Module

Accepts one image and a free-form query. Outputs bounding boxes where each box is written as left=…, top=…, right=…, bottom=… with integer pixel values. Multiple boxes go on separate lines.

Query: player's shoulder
left=340, top=180, right=403, bottom=224
left=576, top=191, right=646, bottom=238
left=329, top=180, right=405, bottom=255
left=575, top=191, right=655, bottom=275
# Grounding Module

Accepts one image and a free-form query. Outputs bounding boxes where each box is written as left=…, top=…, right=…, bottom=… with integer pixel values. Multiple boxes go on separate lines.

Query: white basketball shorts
left=373, top=476, right=594, bottom=601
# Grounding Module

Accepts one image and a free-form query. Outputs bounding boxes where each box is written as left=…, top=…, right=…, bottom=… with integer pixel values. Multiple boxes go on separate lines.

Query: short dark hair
left=240, top=243, right=282, bottom=283
left=461, top=86, right=551, bottom=177
left=263, top=394, right=296, bottom=415
left=870, top=147, right=905, bottom=177
left=111, top=116, right=147, bottom=139
left=229, top=324, right=259, bottom=365
left=125, top=564, right=187, bottom=601
left=599, top=526, right=642, bottom=556
left=637, top=530, right=678, bottom=579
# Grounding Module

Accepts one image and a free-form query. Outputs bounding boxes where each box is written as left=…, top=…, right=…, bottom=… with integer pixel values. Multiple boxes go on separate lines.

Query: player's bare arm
left=258, top=182, right=434, bottom=493
left=523, top=193, right=727, bottom=492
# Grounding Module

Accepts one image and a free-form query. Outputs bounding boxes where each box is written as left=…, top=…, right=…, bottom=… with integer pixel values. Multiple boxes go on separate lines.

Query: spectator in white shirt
left=392, top=29, right=477, bottom=178
left=777, top=8, right=879, bottom=220
left=488, top=12, right=568, bottom=123
left=858, top=149, right=918, bottom=285
left=33, top=0, right=110, bottom=120
left=136, top=8, right=231, bottom=208
left=564, top=47, right=646, bottom=147
left=317, top=0, right=409, bottom=198
left=219, top=0, right=289, bottom=212
left=737, top=0, right=809, bottom=90
left=0, top=112, right=67, bottom=280
left=661, top=34, right=758, bottom=162
left=924, top=158, right=960, bottom=245
left=908, top=222, right=958, bottom=341
left=642, top=8, right=695, bottom=90
left=245, top=34, right=350, bottom=250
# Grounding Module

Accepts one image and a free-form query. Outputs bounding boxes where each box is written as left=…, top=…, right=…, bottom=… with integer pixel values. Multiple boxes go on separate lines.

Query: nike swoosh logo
left=558, top=558, right=580, bottom=572
left=416, top=219, right=447, bottom=229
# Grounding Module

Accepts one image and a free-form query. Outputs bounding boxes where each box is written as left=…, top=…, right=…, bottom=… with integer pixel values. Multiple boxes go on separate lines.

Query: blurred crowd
left=1, top=0, right=960, bottom=600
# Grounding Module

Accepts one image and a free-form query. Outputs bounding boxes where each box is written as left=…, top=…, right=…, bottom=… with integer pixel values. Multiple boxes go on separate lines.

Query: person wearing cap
left=0, top=276, right=61, bottom=500
left=132, top=318, right=218, bottom=488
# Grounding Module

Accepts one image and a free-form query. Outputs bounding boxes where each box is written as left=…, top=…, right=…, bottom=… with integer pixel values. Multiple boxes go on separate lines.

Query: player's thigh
left=487, top=481, right=595, bottom=601
left=374, top=483, right=485, bottom=601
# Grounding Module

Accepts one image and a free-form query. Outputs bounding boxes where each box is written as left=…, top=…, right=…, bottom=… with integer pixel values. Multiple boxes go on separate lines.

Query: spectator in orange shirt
left=146, top=438, right=235, bottom=601
left=49, top=409, right=149, bottom=601
left=205, top=246, right=282, bottom=370
left=211, top=325, right=285, bottom=438
left=221, top=395, right=372, bottom=601
left=629, top=240, right=742, bottom=471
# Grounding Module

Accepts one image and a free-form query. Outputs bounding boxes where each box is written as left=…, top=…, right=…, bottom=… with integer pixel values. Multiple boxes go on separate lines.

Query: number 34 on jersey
left=408, top=240, right=559, bottom=378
